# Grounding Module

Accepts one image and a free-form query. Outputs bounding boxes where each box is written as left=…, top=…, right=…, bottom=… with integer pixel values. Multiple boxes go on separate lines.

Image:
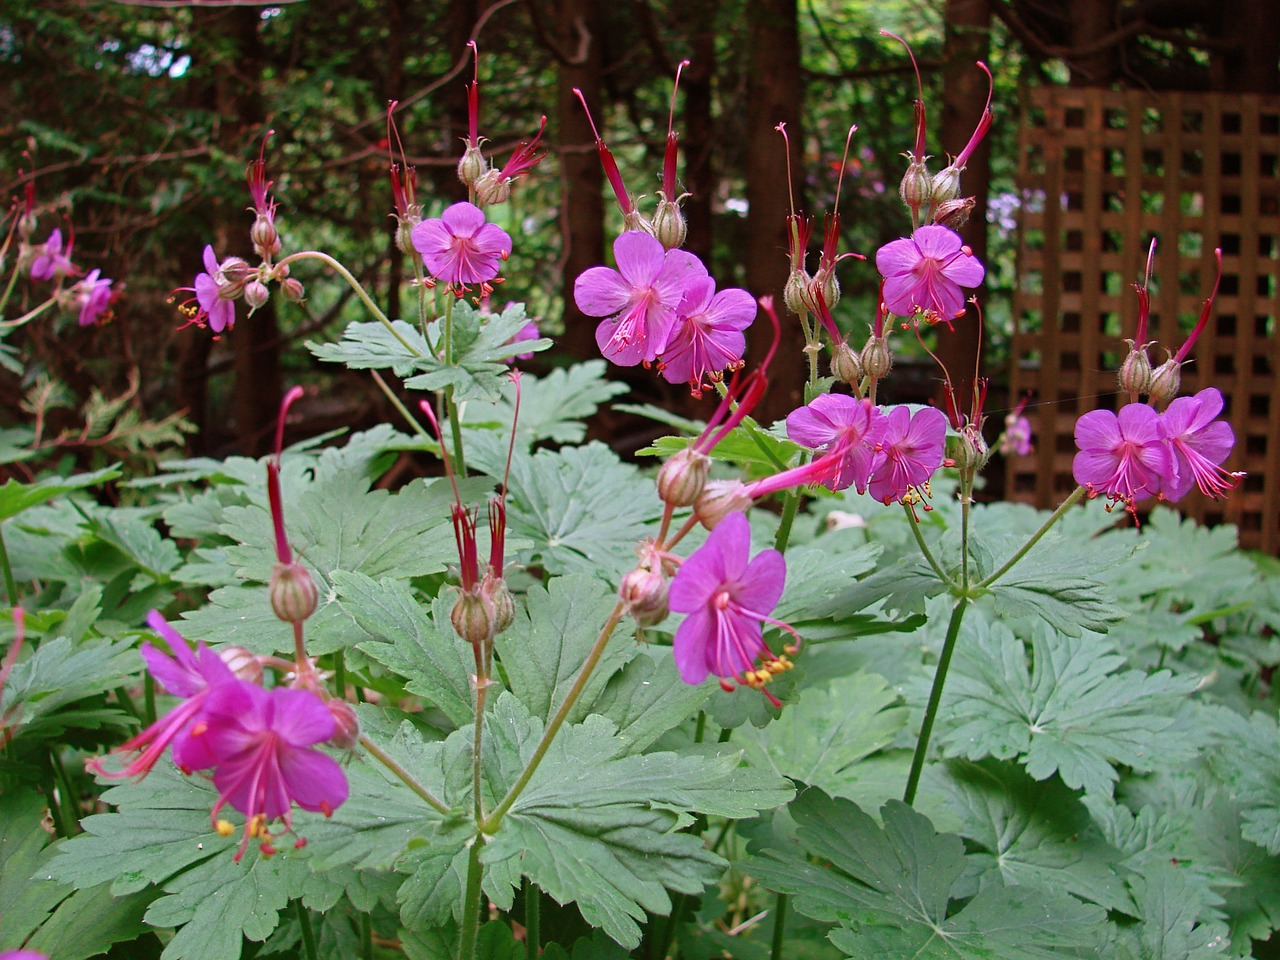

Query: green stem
left=774, top=489, right=801, bottom=553
left=0, top=296, right=56, bottom=331
left=360, top=913, right=373, bottom=960
left=277, top=251, right=421, bottom=357
left=523, top=877, right=540, bottom=959
left=333, top=651, right=346, bottom=700
left=472, top=657, right=489, bottom=824
left=370, top=371, right=433, bottom=441
left=295, top=900, right=318, bottom=960
left=904, top=502, right=953, bottom=588
left=445, top=386, right=467, bottom=477
left=484, top=601, right=627, bottom=831
left=0, top=525, right=18, bottom=607
left=980, top=485, right=1086, bottom=588
left=0, top=257, right=26, bottom=316
left=903, top=597, right=968, bottom=806
left=358, top=734, right=450, bottom=815
left=770, top=893, right=789, bottom=960
left=458, top=836, right=486, bottom=960
left=960, top=476, right=973, bottom=590
left=48, top=749, right=80, bottom=836
left=144, top=673, right=156, bottom=725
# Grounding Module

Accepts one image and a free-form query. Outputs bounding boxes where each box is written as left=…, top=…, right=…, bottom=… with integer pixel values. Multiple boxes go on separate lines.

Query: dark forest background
left=1, top=0, right=1275, bottom=463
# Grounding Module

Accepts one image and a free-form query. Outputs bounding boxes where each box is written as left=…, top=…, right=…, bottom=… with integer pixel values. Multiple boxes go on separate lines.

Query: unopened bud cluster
left=269, top=560, right=319, bottom=624
left=450, top=574, right=515, bottom=648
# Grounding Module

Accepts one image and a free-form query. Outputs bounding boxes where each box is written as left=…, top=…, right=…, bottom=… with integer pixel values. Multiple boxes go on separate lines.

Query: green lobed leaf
left=746, top=789, right=1106, bottom=959
left=931, top=619, right=1200, bottom=796
left=504, top=442, right=661, bottom=581
left=1113, top=866, right=1234, bottom=959
left=585, top=647, right=709, bottom=755
left=344, top=572, right=477, bottom=727
left=307, top=319, right=434, bottom=377
left=463, top=360, right=627, bottom=446
left=736, top=672, right=907, bottom=795
left=0, top=465, right=121, bottom=522
left=1202, top=707, right=1280, bottom=855
left=495, top=575, right=630, bottom=724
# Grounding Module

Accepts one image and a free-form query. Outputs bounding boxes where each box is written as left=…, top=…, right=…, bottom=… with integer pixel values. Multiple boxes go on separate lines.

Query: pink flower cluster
left=875, top=224, right=984, bottom=325
left=88, top=612, right=348, bottom=862
left=1073, top=387, right=1242, bottom=518
left=574, top=232, right=756, bottom=396
left=24, top=227, right=116, bottom=326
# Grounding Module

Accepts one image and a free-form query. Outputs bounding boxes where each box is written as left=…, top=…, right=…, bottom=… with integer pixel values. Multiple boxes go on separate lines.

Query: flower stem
left=360, top=913, right=373, bottom=960
left=979, top=485, right=1086, bottom=588
left=357, top=734, right=450, bottom=815
left=903, top=597, right=968, bottom=806
left=277, top=251, right=422, bottom=357
left=0, top=296, right=56, bottom=331
left=770, top=893, right=789, bottom=960
left=458, top=836, right=486, bottom=960
left=774, top=489, right=801, bottom=553
left=0, top=525, right=18, bottom=607
left=47, top=749, right=80, bottom=836
left=523, top=877, right=540, bottom=959
left=295, top=900, right=318, bottom=960
left=483, top=601, right=627, bottom=831
left=472, top=647, right=490, bottom=824
left=904, top=503, right=952, bottom=587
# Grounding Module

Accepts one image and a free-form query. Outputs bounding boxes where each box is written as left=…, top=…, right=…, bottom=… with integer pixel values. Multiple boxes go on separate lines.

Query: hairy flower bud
left=251, top=216, right=281, bottom=259
left=219, top=645, right=263, bottom=684
left=933, top=197, right=974, bottom=229
left=931, top=165, right=962, bottom=205
left=482, top=575, right=515, bottom=635
left=783, top=270, right=811, bottom=316
left=451, top=589, right=494, bottom=648
left=946, top=427, right=989, bottom=476
left=1147, top=357, right=1181, bottom=407
left=694, top=480, right=753, bottom=530
left=1118, top=341, right=1154, bottom=397
left=244, top=280, right=270, bottom=310
left=900, top=157, right=933, bottom=219
left=860, top=335, right=893, bottom=380
left=620, top=566, right=669, bottom=626
left=326, top=700, right=360, bottom=750
left=269, top=560, right=318, bottom=624
left=473, top=169, right=511, bottom=207
left=814, top=272, right=841, bottom=312
left=657, top=449, right=711, bottom=508
left=457, top=145, right=487, bottom=188
left=281, top=277, right=305, bottom=303
left=830, top=340, right=864, bottom=384
left=652, top=197, right=687, bottom=251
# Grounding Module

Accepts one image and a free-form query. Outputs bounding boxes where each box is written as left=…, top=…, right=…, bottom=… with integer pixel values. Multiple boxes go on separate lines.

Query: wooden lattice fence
left=1006, top=86, right=1280, bottom=552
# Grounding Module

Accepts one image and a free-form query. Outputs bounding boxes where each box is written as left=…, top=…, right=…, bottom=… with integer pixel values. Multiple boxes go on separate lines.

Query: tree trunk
left=744, top=0, right=804, bottom=423
left=682, top=2, right=718, bottom=268
left=935, top=0, right=992, bottom=401
left=555, top=0, right=606, bottom=362
left=1066, top=0, right=1119, bottom=86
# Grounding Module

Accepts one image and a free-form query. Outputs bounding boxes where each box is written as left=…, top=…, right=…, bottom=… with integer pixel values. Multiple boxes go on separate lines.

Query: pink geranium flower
left=86, top=611, right=235, bottom=780
left=1160, top=387, right=1242, bottom=501
left=574, top=231, right=707, bottom=366
left=194, top=246, right=236, bottom=334
left=30, top=228, right=74, bottom=281
left=875, top=224, right=985, bottom=322
left=411, top=201, right=512, bottom=290
left=867, top=405, right=948, bottom=504
left=658, top=277, right=756, bottom=394
left=72, top=269, right=113, bottom=327
left=191, top=681, right=349, bottom=861
left=1073, top=404, right=1172, bottom=515
left=669, top=512, right=796, bottom=699
left=785, top=394, right=885, bottom=494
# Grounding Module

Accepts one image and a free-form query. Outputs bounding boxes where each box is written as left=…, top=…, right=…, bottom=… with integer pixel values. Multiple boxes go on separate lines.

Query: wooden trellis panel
left=1006, top=87, right=1280, bottom=552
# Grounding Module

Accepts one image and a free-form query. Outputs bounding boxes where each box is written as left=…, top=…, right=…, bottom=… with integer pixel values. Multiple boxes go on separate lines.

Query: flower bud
left=326, top=699, right=360, bottom=750
left=1147, top=357, right=1181, bottom=407
left=1118, top=341, right=1154, bottom=397
left=694, top=480, right=752, bottom=530
left=860, top=335, right=893, bottom=379
left=814, top=272, right=841, bottom=312
left=244, top=280, right=270, bottom=310
left=251, top=217, right=281, bottom=259
left=281, top=277, right=306, bottom=303
left=783, top=270, right=811, bottom=316
left=652, top=197, right=688, bottom=251
left=269, top=560, right=318, bottom=624
left=395, top=219, right=419, bottom=257
left=657, top=449, right=711, bottom=507
left=946, top=426, right=989, bottom=476
left=482, top=574, right=515, bottom=635
left=450, top=589, right=494, bottom=648
left=830, top=340, right=864, bottom=384
left=931, top=165, right=962, bottom=205
left=219, top=645, right=263, bottom=683
left=472, top=169, right=512, bottom=208
left=457, top=145, right=487, bottom=188
left=622, top=209, right=652, bottom=235
left=933, top=197, right=974, bottom=229
left=620, top=566, right=669, bottom=626
left=900, top=157, right=933, bottom=218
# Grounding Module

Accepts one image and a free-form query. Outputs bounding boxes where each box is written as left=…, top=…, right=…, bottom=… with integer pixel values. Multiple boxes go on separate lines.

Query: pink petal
left=278, top=747, right=348, bottom=814
left=269, top=688, right=337, bottom=747
left=672, top=608, right=714, bottom=684
left=613, top=231, right=666, bottom=287
left=735, top=549, right=786, bottom=613
left=439, top=201, right=487, bottom=239
left=574, top=267, right=632, bottom=317
left=875, top=237, right=920, bottom=278
left=911, top=225, right=963, bottom=259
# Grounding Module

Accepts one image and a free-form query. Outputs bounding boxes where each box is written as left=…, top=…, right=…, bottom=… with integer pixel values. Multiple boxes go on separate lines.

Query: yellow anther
left=215, top=819, right=235, bottom=837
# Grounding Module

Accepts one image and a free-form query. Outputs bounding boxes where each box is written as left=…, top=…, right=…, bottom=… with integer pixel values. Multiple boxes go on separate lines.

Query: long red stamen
left=1173, top=247, right=1223, bottom=363
left=952, top=62, right=993, bottom=168
left=1134, top=237, right=1157, bottom=344
left=663, top=60, right=691, bottom=201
